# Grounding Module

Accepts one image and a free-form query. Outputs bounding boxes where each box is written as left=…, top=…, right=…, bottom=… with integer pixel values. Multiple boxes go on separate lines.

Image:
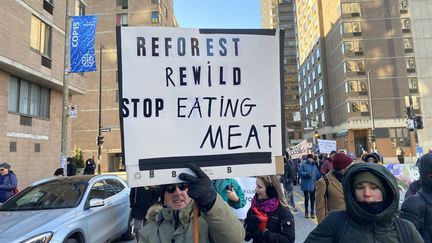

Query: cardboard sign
left=287, top=140, right=309, bottom=159
left=317, top=139, right=337, bottom=154
left=117, top=27, right=285, bottom=187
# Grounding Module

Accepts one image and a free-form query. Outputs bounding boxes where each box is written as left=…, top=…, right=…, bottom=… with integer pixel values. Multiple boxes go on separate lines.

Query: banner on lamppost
left=70, top=16, right=98, bottom=73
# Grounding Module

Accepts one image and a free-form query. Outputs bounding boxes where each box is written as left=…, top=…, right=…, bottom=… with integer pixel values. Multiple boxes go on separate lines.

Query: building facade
left=296, top=0, right=425, bottom=159
left=71, top=0, right=177, bottom=172
left=0, top=0, right=86, bottom=187
left=261, top=0, right=303, bottom=148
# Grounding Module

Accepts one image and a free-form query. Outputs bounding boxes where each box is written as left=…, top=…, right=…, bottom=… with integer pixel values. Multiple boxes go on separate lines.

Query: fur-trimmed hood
left=146, top=201, right=194, bottom=226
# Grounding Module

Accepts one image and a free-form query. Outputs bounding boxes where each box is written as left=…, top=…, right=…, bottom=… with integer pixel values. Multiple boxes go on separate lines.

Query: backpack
left=334, top=211, right=413, bottom=243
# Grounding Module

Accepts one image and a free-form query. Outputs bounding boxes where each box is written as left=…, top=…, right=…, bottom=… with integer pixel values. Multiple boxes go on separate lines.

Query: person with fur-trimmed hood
left=138, top=163, right=244, bottom=243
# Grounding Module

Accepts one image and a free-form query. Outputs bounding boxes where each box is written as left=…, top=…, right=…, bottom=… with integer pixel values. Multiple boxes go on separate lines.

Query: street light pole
left=61, top=0, right=70, bottom=176
left=367, top=69, right=377, bottom=152
left=97, top=44, right=103, bottom=175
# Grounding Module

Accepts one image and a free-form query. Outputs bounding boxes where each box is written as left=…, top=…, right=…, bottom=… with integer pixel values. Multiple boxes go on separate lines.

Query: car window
left=104, top=179, right=125, bottom=197
left=0, top=181, right=86, bottom=211
left=85, top=181, right=109, bottom=208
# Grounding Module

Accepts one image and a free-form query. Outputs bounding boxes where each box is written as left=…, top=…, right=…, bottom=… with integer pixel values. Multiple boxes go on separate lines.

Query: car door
left=83, top=180, right=112, bottom=243
left=104, top=179, right=130, bottom=238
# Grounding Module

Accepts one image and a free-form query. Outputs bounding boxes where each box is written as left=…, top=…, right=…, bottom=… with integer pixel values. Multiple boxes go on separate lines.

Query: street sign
left=69, top=104, right=77, bottom=119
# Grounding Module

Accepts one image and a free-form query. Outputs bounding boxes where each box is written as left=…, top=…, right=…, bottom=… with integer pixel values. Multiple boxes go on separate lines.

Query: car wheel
left=65, top=238, right=79, bottom=243
left=122, top=216, right=135, bottom=240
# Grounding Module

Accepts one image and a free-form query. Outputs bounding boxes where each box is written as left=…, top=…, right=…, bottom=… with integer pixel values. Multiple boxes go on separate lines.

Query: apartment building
left=262, top=0, right=303, bottom=148
left=0, top=0, right=86, bottom=186
left=296, top=0, right=426, bottom=158
left=70, top=0, right=178, bottom=172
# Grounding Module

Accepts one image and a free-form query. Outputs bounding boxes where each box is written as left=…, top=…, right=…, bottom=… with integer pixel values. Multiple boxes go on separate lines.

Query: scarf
left=251, top=195, right=279, bottom=213
left=357, top=201, right=387, bottom=215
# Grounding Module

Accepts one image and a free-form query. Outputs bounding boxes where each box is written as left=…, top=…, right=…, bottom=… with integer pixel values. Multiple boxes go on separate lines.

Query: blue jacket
left=213, top=178, right=246, bottom=209
left=0, top=172, right=18, bottom=203
left=299, top=162, right=320, bottom=192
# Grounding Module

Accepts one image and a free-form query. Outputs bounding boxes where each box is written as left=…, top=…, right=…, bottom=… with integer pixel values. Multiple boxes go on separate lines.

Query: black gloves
left=246, top=214, right=261, bottom=232
left=179, top=163, right=216, bottom=212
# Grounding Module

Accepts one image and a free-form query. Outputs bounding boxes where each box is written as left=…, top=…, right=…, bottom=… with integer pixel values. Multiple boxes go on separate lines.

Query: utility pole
left=61, top=0, right=70, bottom=176
left=367, top=69, right=377, bottom=152
left=97, top=44, right=104, bottom=175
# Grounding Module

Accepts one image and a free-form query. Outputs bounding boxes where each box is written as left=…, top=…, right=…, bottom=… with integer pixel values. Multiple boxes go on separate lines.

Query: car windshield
left=0, top=180, right=87, bottom=211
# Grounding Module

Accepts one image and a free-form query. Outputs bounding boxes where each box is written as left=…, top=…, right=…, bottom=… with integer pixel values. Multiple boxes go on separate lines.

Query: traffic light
left=97, top=136, right=104, bottom=146
left=314, top=131, right=319, bottom=139
left=415, top=116, right=424, bottom=129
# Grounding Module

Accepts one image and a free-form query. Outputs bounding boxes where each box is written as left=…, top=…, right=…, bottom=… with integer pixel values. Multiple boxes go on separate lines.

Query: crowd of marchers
left=1, top=150, right=431, bottom=243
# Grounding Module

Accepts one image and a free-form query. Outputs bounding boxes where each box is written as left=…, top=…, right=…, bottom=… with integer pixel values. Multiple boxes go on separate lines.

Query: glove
left=179, top=163, right=216, bottom=212
left=251, top=207, right=268, bottom=230
left=245, top=215, right=260, bottom=232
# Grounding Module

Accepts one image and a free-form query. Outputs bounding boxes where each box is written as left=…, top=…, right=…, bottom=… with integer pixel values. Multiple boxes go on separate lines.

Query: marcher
left=405, top=158, right=422, bottom=199
left=244, top=175, right=295, bottom=243
left=299, top=154, right=321, bottom=218
left=138, top=163, right=244, bottom=243
left=130, top=186, right=159, bottom=240
left=320, top=150, right=336, bottom=175
left=315, top=153, right=353, bottom=223
left=305, top=163, right=423, bottom=243
left=400, top=153, right=432, bottom=243
left=66, top=157, right=77, bottom=176
left=53, top=168, right=64, bottom=176
left=397, top=146, right=405, bottom=164
left=280, top=155, right=298, bottom=212
left=0, top=162, right=18, bottom=203
left=83, top=157, right=96, bottom=175
left=213, top=178, right=246, bottom=209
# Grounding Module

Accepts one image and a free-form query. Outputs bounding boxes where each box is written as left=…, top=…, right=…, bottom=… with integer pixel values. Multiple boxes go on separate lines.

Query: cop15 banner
left=70, top=16, right=98, bottom=73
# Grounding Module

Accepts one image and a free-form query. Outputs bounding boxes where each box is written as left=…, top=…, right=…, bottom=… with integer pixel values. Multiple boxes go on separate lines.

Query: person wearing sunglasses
left=138, top=163, right=245, bottom=243
left=0, top=162, right=18, bottom=203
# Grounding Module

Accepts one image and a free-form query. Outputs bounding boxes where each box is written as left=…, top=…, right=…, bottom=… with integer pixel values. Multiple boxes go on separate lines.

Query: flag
left=70, top=16, right=98, bottom=73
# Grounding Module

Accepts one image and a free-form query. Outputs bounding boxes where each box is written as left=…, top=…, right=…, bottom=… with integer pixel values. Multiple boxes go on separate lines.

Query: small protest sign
left=317, top=139, right=337, bottom=154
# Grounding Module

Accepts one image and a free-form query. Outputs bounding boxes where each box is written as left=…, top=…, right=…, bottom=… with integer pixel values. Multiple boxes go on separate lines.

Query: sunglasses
left=165, top=183, right=188, bottom=193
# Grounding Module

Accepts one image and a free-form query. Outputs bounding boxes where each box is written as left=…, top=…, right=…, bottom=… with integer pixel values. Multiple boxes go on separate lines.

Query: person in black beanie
left=137, top=163, right=244, bottom=243
left=400, top=153, right=432, bottom=243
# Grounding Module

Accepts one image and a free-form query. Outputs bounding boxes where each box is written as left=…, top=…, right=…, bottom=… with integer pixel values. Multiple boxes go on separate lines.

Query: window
left=408, top=78, right=418, bottom=93
left=344, top=60, right=365, bottom=72
left=104, top=179, right=125, bottom=197
left=75, top=0, right=86, bottom=16
left=35, top=143, right=41, bottom=153
left=151, top=11, right=160, bottom=24
left=320, top=96, right=324, bottom=108
left=43, top=0, right=54, bottom=14
left=312, top=70, right=316, bottom=80
left=315, top=48, right=320, bottom=60
left=390, top=128, right=410, bottom=147
left=342, top=22, right=361, bottom=33
left=10, top=142, right=17, bottom=152
left=317, top=63, right=321, bottom=74
left=348, top=101, right=369, bottom=112
left=343, top=41, right=363, bottom=54
left=117, top=0, right=128, bottom=9
left=318, top=79, right=323, bottom=91
left=30, top=15, right=52, bottom=58
left=400, top=0, right=408, bottom=12
left=403, top=38, right=413, bottom=53
left=401, top=19, right=411, bottom=32
left=341, top=3, right=361, bottom=16
left=346, top=80, right=367, bottom=93
left=116, top=14, right=128, bottom=26
left=321, top=112, right=325, bottom=123
left=8, top=77, right=50, bottom=118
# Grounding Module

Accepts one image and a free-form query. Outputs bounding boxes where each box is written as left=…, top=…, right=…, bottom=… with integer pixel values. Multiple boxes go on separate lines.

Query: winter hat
left=0, top=162, right=11, bottom=169
left=352, top=171, right=387, bottom=199
left=364, top=153, right=379, bottom=163
left=419, top=153, right=432, bottom=192
left=332, top=153, right=353, bottom=171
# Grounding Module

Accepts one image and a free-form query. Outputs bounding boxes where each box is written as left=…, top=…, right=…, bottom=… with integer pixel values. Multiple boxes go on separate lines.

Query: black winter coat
left=400, top=189, right=432, bottom=243
left=244, top=203, right=295, bottom=243
left=129, top=187, right=159, bottom=220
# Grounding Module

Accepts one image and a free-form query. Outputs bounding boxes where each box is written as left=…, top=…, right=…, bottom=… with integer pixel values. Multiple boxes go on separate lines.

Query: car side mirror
left=89, top=198, right=104, bottom=208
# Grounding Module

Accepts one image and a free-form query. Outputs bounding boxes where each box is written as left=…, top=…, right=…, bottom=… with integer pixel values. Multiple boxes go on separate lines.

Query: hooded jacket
left=305, top=163, right=423, bottom=243
left=138, top=195, right=245, bottom=243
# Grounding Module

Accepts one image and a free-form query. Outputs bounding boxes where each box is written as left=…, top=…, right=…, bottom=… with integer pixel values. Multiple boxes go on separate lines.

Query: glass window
left=151, top=11, right=160, bottom=24
left=341, top=3, right=361, bottom=15
left=8, top=77, right=50, bottom=118
left=117, top=0, right=128, bottom=9
left=342, top=22, right=362, bottom=33
left=116, top=14, right=128, bottom=26
left=344, top=41, right=363, bottom=53
left=400, top=0, right=408, bottom=10
left=104, top=179, right=125, bottom=197
left=401, top=19, right=411, bottom=30
left=349, top=101, right=369, bottom=112
left=345, top=60, right=365, bottom=72
left=312, top=70, right=316, bottom=80
left=318, top=79, right=323, bottom=91
left=314, top=99, right=318, bottom=110
left=151, top=0, right=160, bottom=4
left=408, top=78, right=418, bottom=92
left=406, top=57, right=415, bottom=69
left=316, top=48, right=320, bottom=60
left=317, top=63, right=321, bottom=74
left=347, top=80, right=367, bottom=92
left=74, top=0, right=86, bottom=15
left=403, top=38, right=413, bottom=52
left=313, top=85, right=317, bottom=95
left=321, top=112, right=325, bottom=123
left=320, top=96, right=324, bottom=108
left=390, top=128, right=410, bottom=147
left=30, top=15, right=52, bottom=58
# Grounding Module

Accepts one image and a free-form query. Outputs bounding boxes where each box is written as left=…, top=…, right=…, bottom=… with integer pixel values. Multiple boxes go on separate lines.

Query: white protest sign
left=287, top=140, right=309, bottom=159
left=317, top=139, right=337, bottom=154
left=118, top=27, right=284, bottom=187
left=232, top=177, right=256, bottom=219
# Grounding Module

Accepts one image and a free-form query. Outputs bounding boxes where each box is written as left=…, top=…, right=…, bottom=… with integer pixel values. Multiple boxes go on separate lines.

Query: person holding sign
left=244, top=175, right=295, bottom=243
left=138, top=163, right=245, bottom=243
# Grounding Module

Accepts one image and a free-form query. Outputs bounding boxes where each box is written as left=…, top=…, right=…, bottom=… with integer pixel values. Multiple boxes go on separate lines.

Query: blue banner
left=70, top=16, right=98, bottom=73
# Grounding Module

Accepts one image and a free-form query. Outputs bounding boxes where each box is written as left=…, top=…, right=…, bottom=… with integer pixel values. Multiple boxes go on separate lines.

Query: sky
left=174, top=0, right=262, bottom=29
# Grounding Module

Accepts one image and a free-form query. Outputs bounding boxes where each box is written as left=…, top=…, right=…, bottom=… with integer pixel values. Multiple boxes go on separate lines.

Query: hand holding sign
left=179, top=163, right=216, bottom=212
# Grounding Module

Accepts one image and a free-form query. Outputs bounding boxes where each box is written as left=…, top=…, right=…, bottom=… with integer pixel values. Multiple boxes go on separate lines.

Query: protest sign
left=317, top=139, right=337, bottom=154
left=118, top=27, right=284, bottom=187
left=287, top=140, right=309, bottom=159
left=384, top=163, right=419, bottom=191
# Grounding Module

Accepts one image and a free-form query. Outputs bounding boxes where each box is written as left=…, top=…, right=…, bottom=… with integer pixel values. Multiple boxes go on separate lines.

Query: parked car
left=0, top=175, right=134, bottom=243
